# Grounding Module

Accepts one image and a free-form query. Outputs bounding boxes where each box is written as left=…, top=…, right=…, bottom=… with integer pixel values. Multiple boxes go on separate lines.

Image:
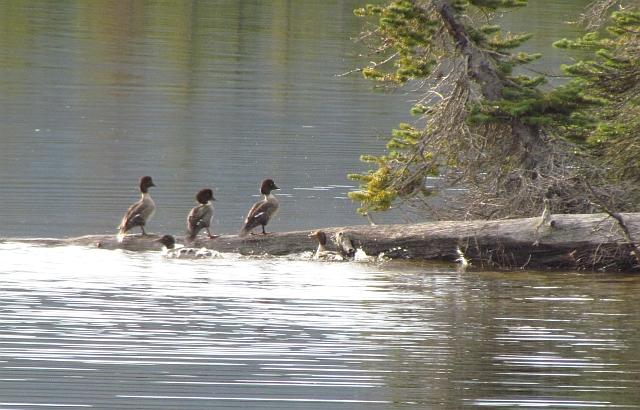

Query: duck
left=308, top=230, right=345, bottom=261
left=156, top=234, right=217, bottom=259
left=238, top=178, right=280, bottom=237
left=117, top=176, right=156, bottom=242
left=186, top=188, right=218, bottom=241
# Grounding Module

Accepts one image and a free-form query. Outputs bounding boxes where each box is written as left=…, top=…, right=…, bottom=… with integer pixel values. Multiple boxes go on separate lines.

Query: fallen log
left=4, top=212, right=640, bottom=272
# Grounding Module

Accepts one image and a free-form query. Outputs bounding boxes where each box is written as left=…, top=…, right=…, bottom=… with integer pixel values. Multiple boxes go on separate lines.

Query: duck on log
left=4, top=212, right=640, bottom=272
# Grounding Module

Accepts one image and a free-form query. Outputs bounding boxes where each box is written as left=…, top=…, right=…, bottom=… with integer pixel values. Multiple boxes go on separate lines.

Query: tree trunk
left=432, top=0, right=544, bottom=169
left=7, top=212, right=640, bottom=272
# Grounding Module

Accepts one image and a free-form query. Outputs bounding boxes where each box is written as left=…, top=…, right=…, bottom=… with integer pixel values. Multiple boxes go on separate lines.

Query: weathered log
left=4, top=212, right=640, bottom=271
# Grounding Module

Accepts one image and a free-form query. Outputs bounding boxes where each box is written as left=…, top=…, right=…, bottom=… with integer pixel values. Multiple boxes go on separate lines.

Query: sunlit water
left=4, top=1, right=639, bottom=409
left=2, top=242, right=640, bottom=409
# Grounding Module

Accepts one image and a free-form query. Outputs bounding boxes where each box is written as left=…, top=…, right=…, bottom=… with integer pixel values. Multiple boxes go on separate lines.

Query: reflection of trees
left=368, top=271, right=640, bottom=407
left=0, top=0, right=407, bottom=237
left=0, top=3, right=32, bottom=70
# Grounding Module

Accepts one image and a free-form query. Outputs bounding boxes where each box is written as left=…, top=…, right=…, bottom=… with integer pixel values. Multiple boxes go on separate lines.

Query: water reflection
left=0, top=0, right=594, bottom=239
left=0, top=0, right=413, bottom=239
left=2, top=244, right=640, bottom=408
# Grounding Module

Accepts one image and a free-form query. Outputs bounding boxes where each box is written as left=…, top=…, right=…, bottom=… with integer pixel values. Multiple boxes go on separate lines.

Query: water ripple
left=2, top=244, right=640, bottom=408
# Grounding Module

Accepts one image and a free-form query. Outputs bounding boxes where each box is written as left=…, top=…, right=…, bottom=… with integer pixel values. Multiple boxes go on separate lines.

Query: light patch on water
left=471, top=398, right=621, bottom=407
left=2, top=243, right=640, bottom=408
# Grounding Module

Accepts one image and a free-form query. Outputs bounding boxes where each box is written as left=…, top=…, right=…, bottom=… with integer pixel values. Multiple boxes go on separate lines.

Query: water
left=0, top=0, right=591, bottom=238
left=0, top=0, right=411, bottom=238
left=5, top=1, right=640, bottom=409
left=2, top=243, right=640, bottom=408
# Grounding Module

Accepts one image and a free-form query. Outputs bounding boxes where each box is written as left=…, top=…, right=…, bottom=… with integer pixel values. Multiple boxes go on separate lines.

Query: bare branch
left=580, top=0, right=620, bottom=29
left=335, top=52, right=399, bottom=77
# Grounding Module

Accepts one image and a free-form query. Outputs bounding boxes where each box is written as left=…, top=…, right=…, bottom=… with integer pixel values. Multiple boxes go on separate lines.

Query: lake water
left=0, top=0, right=592, bottom=238
left=4, top=1, right=640, bottom=409
left=2, top=243, right=640, bottom=408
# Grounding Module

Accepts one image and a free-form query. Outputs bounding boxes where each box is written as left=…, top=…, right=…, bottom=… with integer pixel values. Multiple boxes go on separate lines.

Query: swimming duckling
left=238, top=178, right=280, bottom=237
left=308, top=230, right=345, bottom=261
left=187, top=188, right=218, bottom=241
left=117, top=176, right=156, bottom=242
left=156, top=234, right=216, bottom=259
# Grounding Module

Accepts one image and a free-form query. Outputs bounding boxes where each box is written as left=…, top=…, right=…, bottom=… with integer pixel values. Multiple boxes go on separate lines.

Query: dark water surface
left=4, top=1, right=640, bottom=409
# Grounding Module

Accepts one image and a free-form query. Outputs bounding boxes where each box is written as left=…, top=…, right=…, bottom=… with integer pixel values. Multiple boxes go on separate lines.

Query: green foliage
left=608, top=9, right=640, bottom=34
left=553, top=10, right=640, bottom=180
left=351, top=1, right=640, bottom=214
left=460, top=8, right=638, bottom=148
left=354, top=0, right=438, bottom=84
left=486, top=32, right=532, bottom=51
left=479, top=24, right=501, bottom=35
left=348, top=123, right=437, bottom=214
left=410, top=103, right=429, bottom=115
left=468, top=71, right=607, bottom=130
left=351, top=0, right=551, bottom=214
left=348, top=165, right=398, bottom=213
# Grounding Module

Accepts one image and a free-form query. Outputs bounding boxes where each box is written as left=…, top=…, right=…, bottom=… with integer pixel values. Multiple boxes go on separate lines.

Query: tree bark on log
left=5, top=212, right=640, bottom=272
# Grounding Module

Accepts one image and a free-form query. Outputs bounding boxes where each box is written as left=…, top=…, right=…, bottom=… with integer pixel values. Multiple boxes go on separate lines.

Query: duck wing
left=187, top=203, right=213, bottom=238
left=119, top=196, right=155, bottom=232
left=119, top=200, right=145, bottom=232
left=239, top=199, right=277, bottom=236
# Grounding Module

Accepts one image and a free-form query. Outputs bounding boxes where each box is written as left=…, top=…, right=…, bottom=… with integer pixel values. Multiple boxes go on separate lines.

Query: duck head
left=260, top=179, right=279, bottom=195
left=308, top=230, right=328, bottom=246
left=196, top=188, right=215, bottom=204
left=156, top=234, right=176, bottom=249
left=139, top=176, right=155, bottom=193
